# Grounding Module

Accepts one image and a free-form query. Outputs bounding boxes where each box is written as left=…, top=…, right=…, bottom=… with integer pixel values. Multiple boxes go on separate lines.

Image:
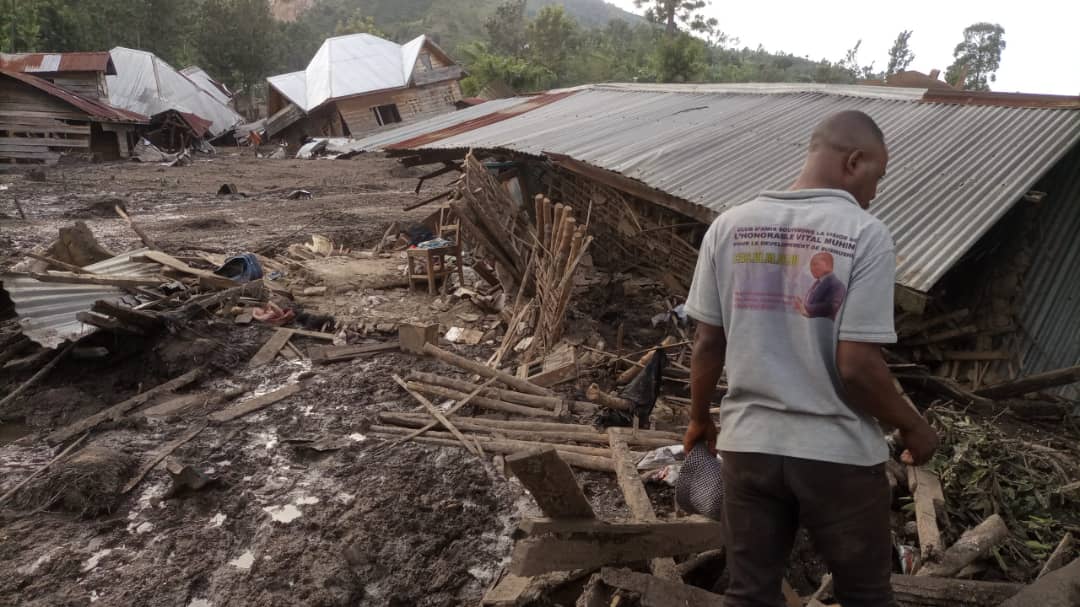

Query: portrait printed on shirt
left=730, top=226, right=854, bottom=322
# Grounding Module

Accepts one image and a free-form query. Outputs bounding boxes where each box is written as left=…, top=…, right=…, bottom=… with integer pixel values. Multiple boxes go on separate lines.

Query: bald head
left=809, top=110, right=885, bottom=154
left=793, top=110, right=889, bottom=209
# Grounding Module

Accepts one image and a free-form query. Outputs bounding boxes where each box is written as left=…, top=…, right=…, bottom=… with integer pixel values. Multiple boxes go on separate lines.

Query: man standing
left=683, top=110, right=938, bottom=607
left=795, top=251, right=846, bottom=320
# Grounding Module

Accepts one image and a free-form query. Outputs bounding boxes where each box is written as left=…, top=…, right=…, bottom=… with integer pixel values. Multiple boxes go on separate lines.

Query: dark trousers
left=720, top=451, right=894, bottom=607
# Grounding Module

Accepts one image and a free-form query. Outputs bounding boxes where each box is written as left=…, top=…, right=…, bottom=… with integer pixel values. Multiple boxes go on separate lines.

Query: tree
left=886, top=30, right=914, bottom=76
left=525, top=5, right=579, bottom=77
left=334, top=11, right=385, bottom=37
left=652, top=32, right=706, bottom=82
left=197, top=0, right=280, bottom=92
left=945, top=22, right=1006, bottom=91
left=634, top=0, right=717, bottom=37
left=838, top=39, right=879, bottom=81
left=484, top=0, right=527, bottom=56
left=0, top=0, right=42, bottom=53
left=458, top=41, right=555, bottom=96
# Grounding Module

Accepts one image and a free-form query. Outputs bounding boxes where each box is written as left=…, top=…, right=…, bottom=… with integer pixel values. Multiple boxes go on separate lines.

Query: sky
left=607, top=0, right=1080, bottom=95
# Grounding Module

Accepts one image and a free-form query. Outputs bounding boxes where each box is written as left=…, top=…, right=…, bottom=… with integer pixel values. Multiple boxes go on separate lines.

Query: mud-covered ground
left=0, top=152, right=676, bottom=607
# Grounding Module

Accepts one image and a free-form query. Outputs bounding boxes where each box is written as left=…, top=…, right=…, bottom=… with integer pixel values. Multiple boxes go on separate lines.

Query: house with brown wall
left=265, top=33, right=463, bottom=148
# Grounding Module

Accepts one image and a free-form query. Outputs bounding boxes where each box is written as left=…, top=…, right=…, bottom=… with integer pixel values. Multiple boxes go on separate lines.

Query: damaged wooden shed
left=336, top=82, right=1080, bottom=395
left=0, top=67, right=147, bottom=164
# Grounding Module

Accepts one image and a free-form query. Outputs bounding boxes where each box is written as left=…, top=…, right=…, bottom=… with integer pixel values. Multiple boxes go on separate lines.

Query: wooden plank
left=0, top=121, right=91, bottom=135
left=597, top=568, right=724, bottom=607
left=1038, top=533, right=1075, bottom=579
left=141, top=251, right=237, bottom=289
left=510, top=518, right=725, bottom=576
left=289, top=327, right=337, bottom=341
left=999, top=557, right=1080, bottom=607
left=908, top=465, right=945, bottom=564
left=208, top=384, right=301, bottom=423
left=17, top=270, right=163, bottom=288
left=891, top=575, right=1021, bottom=607
left=505, top=448, right=595, bottom=519
left=422, top=342, right=553, bottom=396
left=47, top=369, right=202, bottom=445
left=308, top=342, right=398, bottom=364
left=120, top=422, right=207, bottom=494
left=941, top=350, right=1011, bottom=361
left=0, top=109, right=90, bottom=120
left=481, top=571, right=583, bottom=607
left=249, top=329, right=294, bottom=367
left=975, top=365, right=1080, bottom=399
left=0, top=136, right=89, bottom=148
left=608, top=429, right=679, bottom=581
left=392, top=374, right=480, bottom=457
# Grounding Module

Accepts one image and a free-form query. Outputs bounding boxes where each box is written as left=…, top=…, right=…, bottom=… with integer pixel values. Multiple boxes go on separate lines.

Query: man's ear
left=845, top=149, right=864, bottom=176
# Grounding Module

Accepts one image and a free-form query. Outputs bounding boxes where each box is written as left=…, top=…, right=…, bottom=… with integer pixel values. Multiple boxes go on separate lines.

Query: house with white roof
left=265, top=33, right=463, bottom=145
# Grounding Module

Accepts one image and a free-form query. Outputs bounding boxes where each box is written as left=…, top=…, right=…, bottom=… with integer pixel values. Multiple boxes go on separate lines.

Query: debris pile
left=0, top=148, right=1077, bottom=607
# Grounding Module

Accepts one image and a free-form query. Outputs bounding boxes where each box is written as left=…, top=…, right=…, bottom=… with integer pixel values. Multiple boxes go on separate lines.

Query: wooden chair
left=406, top=241, right=465, bottom=295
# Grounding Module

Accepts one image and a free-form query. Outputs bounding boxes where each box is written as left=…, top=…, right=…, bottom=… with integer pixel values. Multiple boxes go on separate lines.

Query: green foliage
left=458, top=41, right=555, bottom=95
left=334, top=12, right=385, bottom=38
left=838, top=39, right=881, bottom=81
left=886, top=30, right=915, bottom=76
left=485, top=0, right=528, bottom=56
left=634, top=0, right=717, bottom=37
left=946, top=22, right=1006, bottom=91
left=0, top=0, right=43, bottom=53
left=651, top=33, right=706, bottom=82
left=928, top=407, right=1080, bottom=579
left=525, top=6, right=579, bottom=77
left=197, top=0, right=281, bottom=91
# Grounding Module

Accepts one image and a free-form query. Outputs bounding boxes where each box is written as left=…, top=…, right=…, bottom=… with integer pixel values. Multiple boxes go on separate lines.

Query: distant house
left=0, top=52, right=147, bottom=164
left=265, top=33, right=464, bottom=146
left=0, top=51, right=115, bottom=101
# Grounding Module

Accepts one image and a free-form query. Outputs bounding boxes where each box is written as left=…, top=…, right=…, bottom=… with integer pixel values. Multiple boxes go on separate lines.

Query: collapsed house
left=339, top=82, right=1080, bottom=396
left=107, top=47, right=244, bottom=145
left=0, top=52, right=148, bottom=164
left=265, top=33, right=464, bottom=148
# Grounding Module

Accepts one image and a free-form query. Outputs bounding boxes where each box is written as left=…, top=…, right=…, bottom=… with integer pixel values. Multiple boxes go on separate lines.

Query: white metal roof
left=180, top=65, right=232, bottom=107
left=107, top=47, right=243, bottom=138
left=266, top=34, right=444, bottom=112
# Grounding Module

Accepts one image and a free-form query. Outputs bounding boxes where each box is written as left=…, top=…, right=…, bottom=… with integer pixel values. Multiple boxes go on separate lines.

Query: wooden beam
left=999, top=557, right=1080, bottom=607
left=47, top=369, right=202, bottom=444
left=121, top=422, right=207, bottom=494
left=16, top=270, right=162, bottom=288
left=596, top=568, right=724, bottom=607
left=975, top=365, right=1080, bottom=399
left=249, top=329, right=294, bottom=367
left=505, top=448, right=596, bottom=519
left=510, top=517, right=724, bottom=576
left=908, top=465, right=945, bottom=565
left=141, top=250, right=237, bottom=290
left=308, top=342, right=398, bottom=364
left=917, top=514, right=1009, bottom=578
left=608, top=429, right=679, bottom=580
left=891, top=575, right=1021, bottom=607
left=0, top=136, right=89, bottom=148
left=1038, top=533, right=1075, bottom=579
left=422, top=342, right=553, bottom=396
left=392, top=374, right=480, bottom=457
left=208, top=383, right=301, bottom=423
left=548, top=153, right=715, bottom=225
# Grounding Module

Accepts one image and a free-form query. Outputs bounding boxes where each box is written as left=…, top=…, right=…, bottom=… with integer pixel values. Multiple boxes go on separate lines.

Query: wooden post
left=917, top=514, right=1010, bottom=578
left=506, top=447, right=595, bottom=519
left=908, top=465, right=945, bottom=565
left=608, top=429, right=679, bottom=580
left=422, top=342, right=552, bottom=396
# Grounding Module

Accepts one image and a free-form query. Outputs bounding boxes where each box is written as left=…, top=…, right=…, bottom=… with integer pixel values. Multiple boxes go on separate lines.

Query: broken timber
left=974, top=365, right=1080, bottom=399
left=422, top=342, right=552, bottom=396
left=588, top=568, right=724, bottom=607
left=208, top=384, right=301, bottom=423
left=405, top=381, right=561, bottom=419
left=121, top=422, right=207, bottom=494
left=506, top=448, right=595, bottom=518
left=47, top=369, right=202, bottom=445
left=890, top=575, right=1021, bottom=607
left=917, top=514, right=1009, bottom=578
left=408, top=371, right=596, bottom=414
left=510, top=517, right=725, bottom=576
left=608, top=428, right=679, bottom=580
left=908, top=465, right=945, bottom=565
left=309, top=342, right=398, bottom=364
left=249, top=328, right=294, bottom=367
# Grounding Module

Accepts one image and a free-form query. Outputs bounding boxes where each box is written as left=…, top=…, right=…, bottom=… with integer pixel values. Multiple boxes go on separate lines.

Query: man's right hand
left=684, top=417, right=719, bottom=455
left=898, top=419, right=939, bottom=466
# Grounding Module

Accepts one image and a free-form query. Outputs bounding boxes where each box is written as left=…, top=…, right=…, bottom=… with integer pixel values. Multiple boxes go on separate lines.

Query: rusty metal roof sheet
left=0, top=51, right=116, bottom=75
left=349, top=82, right=1080, bottom=292
left=0, top=69, right=148, bottom=123
left=1, top=250, right=159, bottom=348
left=1016, top=148, right=1080, bottom=398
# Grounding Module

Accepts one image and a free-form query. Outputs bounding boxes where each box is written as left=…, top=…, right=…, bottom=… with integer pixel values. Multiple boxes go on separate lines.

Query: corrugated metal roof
left=0, top=51, right=116, bottom=75
left=347, top=83, right=1080, bottom=292
left=179, top=65, right=232, bottom=106
left=266, top=34, right=458, bottom=112
left=1, top=250, right=158, bottom=348
left=108, top=47, right=243, bottom=138
left=1017, top=147, right=1080, bottom=398
left=0, top=69, right=147, bottom=123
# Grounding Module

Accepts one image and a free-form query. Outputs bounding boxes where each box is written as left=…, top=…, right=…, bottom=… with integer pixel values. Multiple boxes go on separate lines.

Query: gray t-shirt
left=685, top=188, right=897, bottom=466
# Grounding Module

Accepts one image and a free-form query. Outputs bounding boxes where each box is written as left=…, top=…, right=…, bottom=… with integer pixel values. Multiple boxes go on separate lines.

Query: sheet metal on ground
left=345, top=83, right=1080, bottom=293
left=1016, top=147, right=1080, bottom=398
left=1, top=250, right=157, bottom=349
